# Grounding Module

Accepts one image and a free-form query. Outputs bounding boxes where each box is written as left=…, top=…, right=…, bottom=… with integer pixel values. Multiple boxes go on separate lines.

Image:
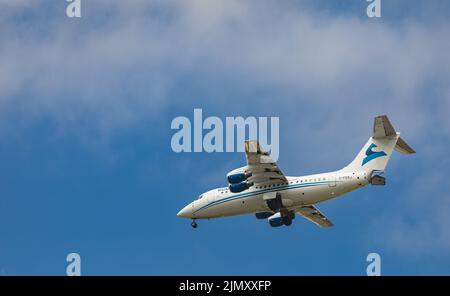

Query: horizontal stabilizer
left=395, top=136, right=416, bottom=154
left=373, top=115, right=415, bottom=154
left=342, top=115, right=415, bottom=172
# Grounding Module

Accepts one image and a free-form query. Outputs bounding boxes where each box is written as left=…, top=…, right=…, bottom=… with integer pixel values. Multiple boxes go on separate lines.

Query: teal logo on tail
left=362, top=144, right=386, bottom=166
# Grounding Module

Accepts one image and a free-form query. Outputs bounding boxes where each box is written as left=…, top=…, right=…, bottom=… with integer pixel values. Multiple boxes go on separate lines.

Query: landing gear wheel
left=191, top=220, right=198, bottom=229
left=282, top=217, right=292, bottom=226
left=281, top=209, right=295, bottom=226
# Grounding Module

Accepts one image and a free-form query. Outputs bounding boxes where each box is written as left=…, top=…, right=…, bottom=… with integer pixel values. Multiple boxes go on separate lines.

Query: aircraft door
left=207, top=191, right=215, bottom=203
left=207, top=195, right=214, bottom=203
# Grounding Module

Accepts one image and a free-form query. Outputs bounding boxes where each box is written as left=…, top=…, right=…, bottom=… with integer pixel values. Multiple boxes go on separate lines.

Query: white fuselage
left=178, top=170, right=369, bottom=219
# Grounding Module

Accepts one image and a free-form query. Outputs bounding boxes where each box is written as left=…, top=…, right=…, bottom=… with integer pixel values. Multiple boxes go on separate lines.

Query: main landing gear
left=191, top=219, right=198, bottom=229
left=280, top=209, right=295, bottom=226
left=266, top=193, right=295, bottom=226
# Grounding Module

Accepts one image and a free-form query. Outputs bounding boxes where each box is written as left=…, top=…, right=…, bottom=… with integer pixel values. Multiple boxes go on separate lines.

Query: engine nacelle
left=229, top=181, right=254, bottom=193
left=268, top=212, right=283, bottom=227
left=255, top=212, right=273, bottom=219
left=227, top=172, right=252, bottom=184
left=267, top=210, right=295, bottom=227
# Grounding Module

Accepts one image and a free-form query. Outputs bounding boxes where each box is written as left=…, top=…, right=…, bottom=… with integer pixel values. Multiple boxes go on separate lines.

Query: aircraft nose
left=177, top=203, right=193, bottom=218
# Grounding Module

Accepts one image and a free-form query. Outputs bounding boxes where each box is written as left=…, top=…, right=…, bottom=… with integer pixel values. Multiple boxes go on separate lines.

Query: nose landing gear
left=191, top=219, right=198, bottom=229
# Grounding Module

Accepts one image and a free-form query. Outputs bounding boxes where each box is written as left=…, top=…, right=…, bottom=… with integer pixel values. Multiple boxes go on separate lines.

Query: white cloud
left=1, top=0, right=450, bottom=256
left=0, top=3, right=447, bottom=147
left=0, top=1, right=448, bottom=146
left=1, top=1, right=449, bottom=127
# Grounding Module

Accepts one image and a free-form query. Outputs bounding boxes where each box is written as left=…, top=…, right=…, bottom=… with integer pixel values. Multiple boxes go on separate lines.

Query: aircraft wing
left=296, top=205, right=334, bottom=227
left=244, top=140, right=288, bottom=185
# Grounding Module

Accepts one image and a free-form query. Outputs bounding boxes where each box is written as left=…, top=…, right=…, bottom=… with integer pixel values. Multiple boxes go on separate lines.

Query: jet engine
left=268, top=212, right=283, bottom=227
left=267, top=210, right=295, bottom=227
left=227, top=172, right=252, bottom=184
left=229, top=181, right=254, bottom=193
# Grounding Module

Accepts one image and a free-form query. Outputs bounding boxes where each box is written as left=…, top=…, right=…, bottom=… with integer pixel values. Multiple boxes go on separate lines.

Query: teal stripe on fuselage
left=194, top=181, right=331, bottom=213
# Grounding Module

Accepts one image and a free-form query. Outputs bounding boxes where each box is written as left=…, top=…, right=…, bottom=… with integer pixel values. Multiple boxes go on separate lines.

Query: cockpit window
left=197, top=195, right=203, bottom=200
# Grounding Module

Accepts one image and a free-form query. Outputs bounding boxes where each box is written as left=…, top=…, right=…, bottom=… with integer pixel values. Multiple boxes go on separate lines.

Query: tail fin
left=342, top=115, right=415, bottom=172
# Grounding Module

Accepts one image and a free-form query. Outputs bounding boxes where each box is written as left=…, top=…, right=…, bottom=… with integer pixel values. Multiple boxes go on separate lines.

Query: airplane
left=177, top=115, right=415, bottom=229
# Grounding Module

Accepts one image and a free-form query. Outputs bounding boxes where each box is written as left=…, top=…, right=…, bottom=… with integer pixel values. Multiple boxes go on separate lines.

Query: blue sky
left=1, top=0, right=450, bottom=275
